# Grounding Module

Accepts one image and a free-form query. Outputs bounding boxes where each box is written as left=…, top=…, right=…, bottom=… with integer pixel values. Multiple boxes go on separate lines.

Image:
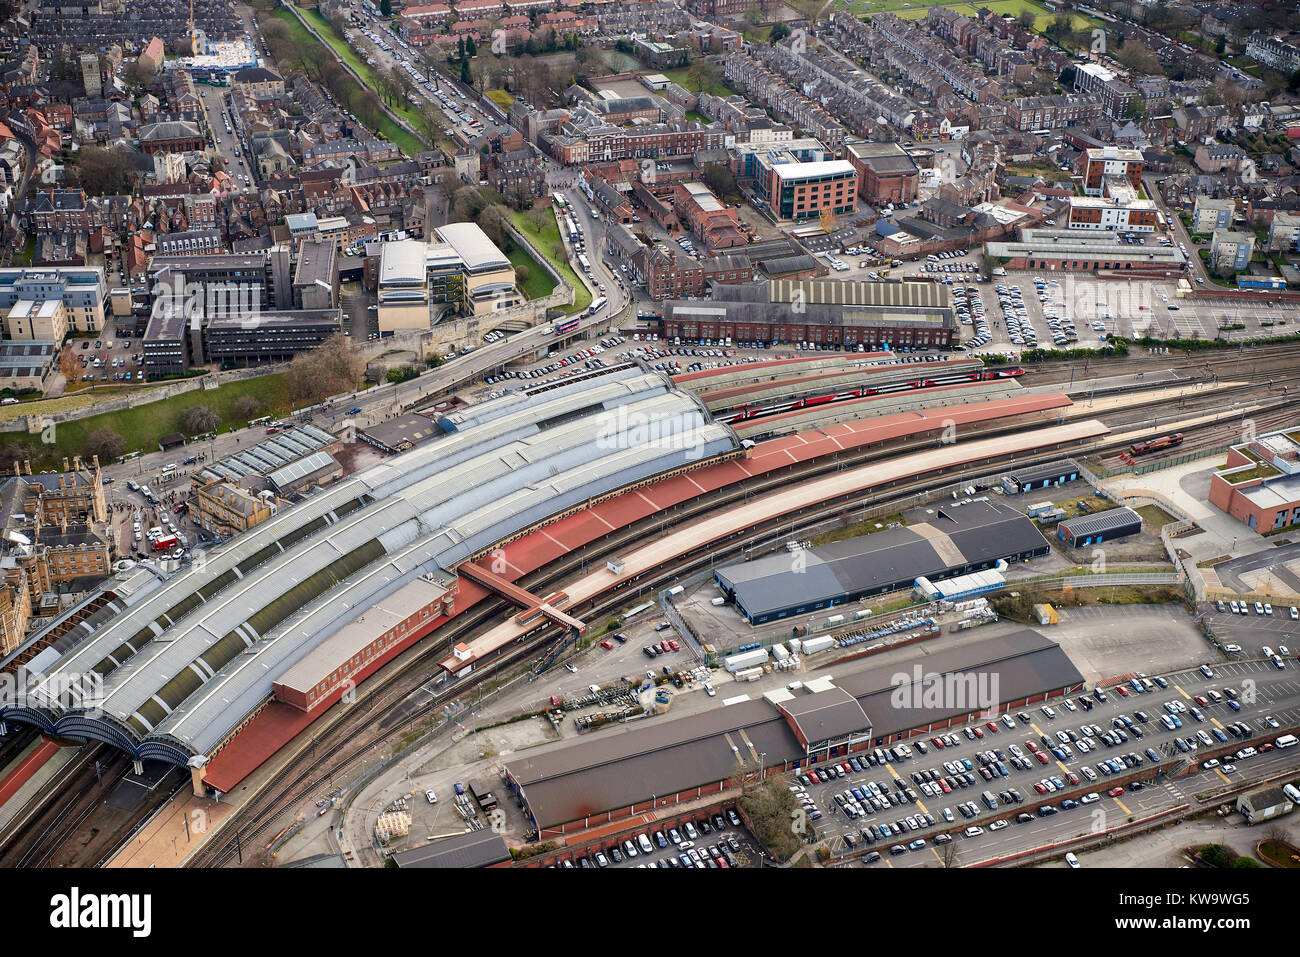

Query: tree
left=461, top=57, right=472, bottom=85
left=736, top=775, right=806, bottom=862
left=71, top=146, right=133, bottom=197
left=380, top=0, right=392, bottom=15
left=702, top=162, right=738, bottom=200
left=181, top=404, right=219, bottom=435
left=770, top=22, right=791, bottom=44
left=83, top=428, right=125, bottom=463
left=466, top=35, right=478, bottom=58
left=1017, top=11, right=1036, bottom=31
left=287, top=333, right=366, bottom=402
left=233, top=395, right=263, bottom=421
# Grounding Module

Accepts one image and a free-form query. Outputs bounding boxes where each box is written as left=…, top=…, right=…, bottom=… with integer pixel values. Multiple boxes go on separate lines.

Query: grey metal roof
left=508, top=629, right=1083, bottom=829
left=12, top=370, right=742, bottom=763
left=1005, top=459, right=1078, bottom=486
left=393, top=830, right=511, bottom=868
left=716, top=501, right=1048, bottom=620
left=1058, top=507, right=1142, bottom=539
left=268, top=450, right=339, bottom=490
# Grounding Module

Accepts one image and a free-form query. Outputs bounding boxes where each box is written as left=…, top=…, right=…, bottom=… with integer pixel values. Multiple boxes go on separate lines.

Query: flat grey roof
left=392, top=830, right=511, bottom=868
left=716, top=500, right=1047, bottom=619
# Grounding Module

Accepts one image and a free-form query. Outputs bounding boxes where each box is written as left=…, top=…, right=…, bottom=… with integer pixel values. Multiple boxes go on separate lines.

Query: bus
left=553, top=316, right=581, bottom=335
left=577, top=253, right=590, bottom=272
left=553, top=193, right=566, bottom=208
left=587, top=296, right=607, bottom=315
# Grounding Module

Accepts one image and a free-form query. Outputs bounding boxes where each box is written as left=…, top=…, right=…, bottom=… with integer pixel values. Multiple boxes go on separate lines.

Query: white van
left=1276, top=734, right=1298, bottom=749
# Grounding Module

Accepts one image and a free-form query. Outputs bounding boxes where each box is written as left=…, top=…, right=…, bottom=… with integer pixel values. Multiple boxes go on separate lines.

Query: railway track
left=12, top=368, right=1297, bottom=868
left=189, top=385, right=1282, bottom=867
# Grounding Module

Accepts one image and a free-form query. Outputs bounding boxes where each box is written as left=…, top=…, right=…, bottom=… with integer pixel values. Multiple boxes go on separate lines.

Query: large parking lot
left=784, top=657, right=1300, bottom=866
left=65, top=335, right=145, bottom=387
left=562, top=808, right=762, bottom=869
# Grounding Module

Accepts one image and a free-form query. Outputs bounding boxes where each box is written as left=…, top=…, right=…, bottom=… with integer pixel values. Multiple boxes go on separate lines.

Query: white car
left=425, top=789, right=437, bottom=804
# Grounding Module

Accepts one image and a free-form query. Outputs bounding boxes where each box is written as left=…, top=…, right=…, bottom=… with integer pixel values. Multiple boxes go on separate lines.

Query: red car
left=931, top=736, right=945, bottom=749
left=1115, top=686, right=1129, bottom=697
left=1108, top=787, right=1125, bottom=797
left=1035, top=751, right=1050, bottom=764
left=1194, top=695, right=1209, bottom=707
left=986, top=721, right=999, bottom=734
left=972, top=727, right=984, bottom=739
left=938, top=779, right=951, bottom=793
left=1025, top=740, right=1039, bottom=752
left=659, top=641, right=671, bottom=653
left=600, top=640, right=613, bottom=650
left=1066, top=771, right=1080, bottom=785
left=1033, top=782, right=1048, bottom=794
left=668, top=640, right=680, bottom=652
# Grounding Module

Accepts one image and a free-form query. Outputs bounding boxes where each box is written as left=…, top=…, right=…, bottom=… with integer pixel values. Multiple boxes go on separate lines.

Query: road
left=94, top=306, right=622, bottom=490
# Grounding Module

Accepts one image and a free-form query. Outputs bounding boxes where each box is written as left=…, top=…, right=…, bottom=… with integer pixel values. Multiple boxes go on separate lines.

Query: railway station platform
left=442, top=419, right=1110, bottom=671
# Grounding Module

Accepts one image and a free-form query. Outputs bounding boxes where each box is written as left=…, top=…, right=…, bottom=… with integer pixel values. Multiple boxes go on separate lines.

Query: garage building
left=1056, top=507, right=1142, bottom=548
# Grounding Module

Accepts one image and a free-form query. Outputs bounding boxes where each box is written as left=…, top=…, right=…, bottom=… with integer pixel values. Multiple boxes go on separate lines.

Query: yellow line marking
left=1211, top=718, right=1225, bottom=730
left=1214, top=769, right=1231, bottom=784
left=931, top=846, right=946, bottom=866
left=1030, top=722, right=1044, bottom=737
left=886, top=765, right=901, bottom=780
left=1056, top=760, right=1071, bottom=775
left=1112, top=797, right=1131, bottom=815
left=1173, top=684, right=1191, bottom=700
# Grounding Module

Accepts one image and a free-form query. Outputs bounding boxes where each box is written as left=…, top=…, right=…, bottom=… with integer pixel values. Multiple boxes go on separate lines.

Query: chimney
left=62, top=457, right=69, bottom=472
left=73, top=455, right=81, bottom=472
left=23, top=460, right=31, bottom=476
left=92, top=455, right=100, bottom=471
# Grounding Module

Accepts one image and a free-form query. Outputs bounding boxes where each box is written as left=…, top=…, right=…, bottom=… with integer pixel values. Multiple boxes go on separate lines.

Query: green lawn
left=888, top=0, right=1098, bottom=32
left=659, top=67, right=736, bottom=97
left=511, top=209, right=592, bottom=315
left=277, top=7, right=426, bottom=158
left=12, top=237, right=34, bottom=266
left=1, top=374, right=291, bottom=468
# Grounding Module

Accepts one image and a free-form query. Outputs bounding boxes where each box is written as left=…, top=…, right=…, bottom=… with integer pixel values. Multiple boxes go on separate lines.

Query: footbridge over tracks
left=456, top=561, right=587, bottom=635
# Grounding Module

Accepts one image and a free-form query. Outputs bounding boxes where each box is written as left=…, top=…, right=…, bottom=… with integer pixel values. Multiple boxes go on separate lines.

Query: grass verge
left=511, top=209, right=592, bottom=314
left=0, top=373, right=291, bottom=467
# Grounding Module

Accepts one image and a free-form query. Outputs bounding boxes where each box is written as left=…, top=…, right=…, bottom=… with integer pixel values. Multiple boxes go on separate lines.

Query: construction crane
left=189, top=0, right=201, bottom=57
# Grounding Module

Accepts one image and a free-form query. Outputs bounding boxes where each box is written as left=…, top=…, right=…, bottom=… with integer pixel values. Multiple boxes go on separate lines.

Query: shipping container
left=723, top=648, right=770, bottom=673
left=771, top=642, right=790, bottom=661
left=800, top=636, right=836, bottom=655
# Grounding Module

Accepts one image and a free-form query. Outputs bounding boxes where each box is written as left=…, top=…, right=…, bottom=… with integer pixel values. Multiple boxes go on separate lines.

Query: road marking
left=1215, top=768, right=1231, bottom=784
left=1112, top=796, right=1131, bottom=815
left=1211, top=717, right=1225, bottom=730
left=931, top=846, right=946, bottom=866
left=1174, top=684, right=1191, bottom=700
left=885, top=765, right=901, bottom=781
left=1056, top=760, right=1071, bottom=775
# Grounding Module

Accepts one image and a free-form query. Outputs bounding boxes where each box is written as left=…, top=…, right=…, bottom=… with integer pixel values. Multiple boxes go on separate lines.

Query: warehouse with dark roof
left=503, top=629, right=1084, bottom=836
left=713, top=499, right=1049, bottom=624
left=1057, top=506, right=1142, bottom=548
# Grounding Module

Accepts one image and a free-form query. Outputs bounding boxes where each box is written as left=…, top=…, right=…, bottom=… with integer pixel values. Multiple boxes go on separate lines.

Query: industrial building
left=392, top=830, right=512, bottom=868
left=1056, top=507, right=1142, bottom=548
left=661, top=279, right=957, bottom=350
left=714, top=499, right=1049, bottom=624
left=984, top=228, right=1186, bottom=275
left=1236, top=785, right=1295, bottom=825
left=1000, top=459, right=1080, bottom=494
left=504, top=629, right=1084, bottom=836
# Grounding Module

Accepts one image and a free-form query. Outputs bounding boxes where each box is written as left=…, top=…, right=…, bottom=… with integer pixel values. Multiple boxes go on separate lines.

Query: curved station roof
left=3, top=369, right=739, bottom=765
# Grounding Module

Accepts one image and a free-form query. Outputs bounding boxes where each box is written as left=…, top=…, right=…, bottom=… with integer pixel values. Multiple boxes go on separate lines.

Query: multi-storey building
left=1082, top=146, right=1143, bottom=197
left=0, top=267, right=107, bottom=334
